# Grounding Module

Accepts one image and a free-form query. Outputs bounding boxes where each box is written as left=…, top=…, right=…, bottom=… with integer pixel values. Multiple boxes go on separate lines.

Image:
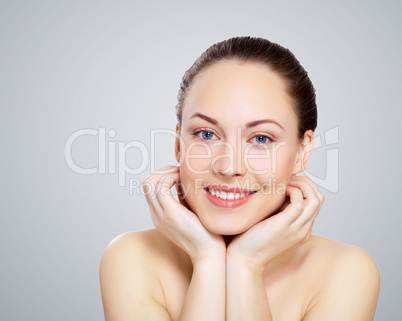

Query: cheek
left=245, top=143, right=292, bottom=175
left=183, top=144, right=212, bottom=173
left=247, top=144, right=295, bottom=192
left=179, top=163, right=205, bottom=200
left=178, top=166, right=206, bottom=214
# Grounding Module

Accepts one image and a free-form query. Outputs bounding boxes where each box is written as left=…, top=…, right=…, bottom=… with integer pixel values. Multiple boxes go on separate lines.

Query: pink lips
left=204, top=185, right=256, bottom=208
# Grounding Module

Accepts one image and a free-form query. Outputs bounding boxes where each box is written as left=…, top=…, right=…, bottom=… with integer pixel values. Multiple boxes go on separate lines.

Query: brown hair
left=175, top=36, right=317, bottom=142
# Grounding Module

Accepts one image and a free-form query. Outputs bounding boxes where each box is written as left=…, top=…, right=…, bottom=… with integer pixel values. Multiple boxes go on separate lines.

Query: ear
left=175, top=123, right=181, bottom=164
left=292, top=130, right=314, bottom=175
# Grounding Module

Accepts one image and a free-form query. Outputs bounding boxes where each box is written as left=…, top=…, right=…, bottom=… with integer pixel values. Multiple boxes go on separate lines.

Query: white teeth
left=208, top=189, right=251, bottom=200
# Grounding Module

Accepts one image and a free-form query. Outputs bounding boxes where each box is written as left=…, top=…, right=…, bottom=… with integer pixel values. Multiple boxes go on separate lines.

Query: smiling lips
left=204, top=184, right=256, bottom=208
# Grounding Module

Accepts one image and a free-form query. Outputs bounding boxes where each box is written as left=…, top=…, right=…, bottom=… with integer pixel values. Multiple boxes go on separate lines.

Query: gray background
left=0, top=0, right=400, bottom=320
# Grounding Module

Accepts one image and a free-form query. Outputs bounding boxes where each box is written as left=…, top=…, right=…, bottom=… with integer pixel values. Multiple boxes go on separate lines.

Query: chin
left=198, top=214, right=257, bottom=236
left=194, top=202, right=283, bottom=236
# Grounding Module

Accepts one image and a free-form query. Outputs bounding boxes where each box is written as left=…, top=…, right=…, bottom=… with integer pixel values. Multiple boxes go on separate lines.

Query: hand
left=226, top=175, right=324, bottom=275
left=142, top=165, right=226, bottom=264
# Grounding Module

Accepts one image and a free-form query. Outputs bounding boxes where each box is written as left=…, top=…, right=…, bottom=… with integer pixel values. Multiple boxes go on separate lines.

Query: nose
left=211, top=136, right=246, bottom=177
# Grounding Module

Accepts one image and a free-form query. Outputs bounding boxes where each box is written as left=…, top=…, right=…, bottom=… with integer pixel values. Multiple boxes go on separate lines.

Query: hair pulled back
left=175, top=36, right=317, bottom=142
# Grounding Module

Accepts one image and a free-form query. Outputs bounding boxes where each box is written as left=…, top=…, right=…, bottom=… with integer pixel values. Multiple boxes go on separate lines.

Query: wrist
left=226, top=251, right=267, bottom=277
left=192, top=248, right=226, bottom=267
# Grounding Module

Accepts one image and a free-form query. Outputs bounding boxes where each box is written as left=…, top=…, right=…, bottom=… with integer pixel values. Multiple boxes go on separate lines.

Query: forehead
left=182, top=60, right=297, bottom=132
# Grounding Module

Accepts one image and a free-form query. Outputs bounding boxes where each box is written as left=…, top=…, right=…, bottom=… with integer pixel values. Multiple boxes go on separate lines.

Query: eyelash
left=192, top=129, right=274, bottom=148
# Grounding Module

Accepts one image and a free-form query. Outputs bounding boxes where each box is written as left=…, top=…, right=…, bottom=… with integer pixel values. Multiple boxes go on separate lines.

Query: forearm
left=178, top=252, right=226, bottom=321
left=226, top=254, right=272, bottom=321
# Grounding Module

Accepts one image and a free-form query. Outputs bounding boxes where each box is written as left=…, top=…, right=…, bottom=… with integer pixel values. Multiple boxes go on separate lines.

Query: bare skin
left=99, top=60, right=380, bottom=320
left=100, top=228, right=380, bottom=320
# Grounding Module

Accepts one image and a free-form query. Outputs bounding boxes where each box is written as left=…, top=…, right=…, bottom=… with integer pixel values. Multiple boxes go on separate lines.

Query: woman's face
left=175, top=59, right=312, bottom=235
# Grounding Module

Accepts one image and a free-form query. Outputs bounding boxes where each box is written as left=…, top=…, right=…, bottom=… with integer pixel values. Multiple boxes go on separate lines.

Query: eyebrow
left=189, top=112, right=285, bottom=131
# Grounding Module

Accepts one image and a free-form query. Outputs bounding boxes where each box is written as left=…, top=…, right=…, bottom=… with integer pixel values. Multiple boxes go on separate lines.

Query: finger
left=279, top=185, right=304, bottom=224
left=176, top=182, right=192, bottom=211
left=144, top=190, right=162, bottom=218
left=296, top=177, right=324, bottom=216
left=153, top=165, right=180, bottom=175
left=143, top=176, right=159, bottom=201
left=304, top=199, right=323, bottom=227
left=277, top=196, right=290, bottom=213
left=156, top=171, right=182, bottom=211
left=143, top=166, right=179, bottom=197
left=143, top=166, right=179, bottom=211
left=147, top=173, right=181, bottom=230
left=291, top=175, right=324, bottom=204
left=143, top=180, right=163, bottom=217
left=142, top=176, right=163, bottom=222
left=142, top=165, right=179, bottom=188
left=288, top=178, right=320, bottom=220
left=290, top=177, right=324, bottom=239
left=289, top=176, right=318, bottom=200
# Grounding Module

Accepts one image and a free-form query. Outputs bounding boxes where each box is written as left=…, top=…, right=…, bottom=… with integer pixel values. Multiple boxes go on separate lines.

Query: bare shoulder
left=308, top=235, right=380, bottom=275
left=99, top=229, right=172, bottom=320
left=99, top=228, right=169, bottom=294
left=101, top=228, right=171, bottom=258
left=302, top=235, right=381, bottom=320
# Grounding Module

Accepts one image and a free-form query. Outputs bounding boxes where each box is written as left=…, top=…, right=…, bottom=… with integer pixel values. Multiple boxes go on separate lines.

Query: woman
left=99, top=36, right=380, bottom=320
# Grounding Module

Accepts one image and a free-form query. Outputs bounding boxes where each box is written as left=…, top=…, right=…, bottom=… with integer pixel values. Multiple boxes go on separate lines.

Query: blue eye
left=196, top=130, right=216, bottom=140
left=252, top=135, right=270, bottom=144
left=202, top=131, right=213, bottom=140
left=193, top=130, right=272, bottom=146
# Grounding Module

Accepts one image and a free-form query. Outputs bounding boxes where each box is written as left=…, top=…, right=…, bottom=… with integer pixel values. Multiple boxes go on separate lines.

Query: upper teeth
left=208, top=189, right=248, bottom=200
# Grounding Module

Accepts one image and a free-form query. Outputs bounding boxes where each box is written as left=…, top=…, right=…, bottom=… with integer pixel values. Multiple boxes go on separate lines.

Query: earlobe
left=292, top=131, right=314, bottom=174
left=300, top=146, right=305, bottom=171
left=292, top=146, right=305, bottom=175
left=175, top=124, right=181, bottom=164
left=175, top=147, right=180, bottom=164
